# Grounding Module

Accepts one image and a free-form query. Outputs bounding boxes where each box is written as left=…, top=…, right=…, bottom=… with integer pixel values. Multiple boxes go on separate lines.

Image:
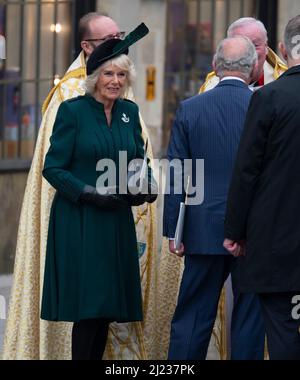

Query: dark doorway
left=257, top=0, right=278, bottom=51
left=73, top=0, right=96, bottom=58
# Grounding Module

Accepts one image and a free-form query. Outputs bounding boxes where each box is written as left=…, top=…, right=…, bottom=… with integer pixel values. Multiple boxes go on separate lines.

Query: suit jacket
left=224, top=65, right=300, bottom=293
left=163, top=79, right=252, bottom=255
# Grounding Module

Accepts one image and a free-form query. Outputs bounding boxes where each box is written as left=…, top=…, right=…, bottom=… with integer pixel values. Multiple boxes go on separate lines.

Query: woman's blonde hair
left=84, top=54, right=136, bottom=97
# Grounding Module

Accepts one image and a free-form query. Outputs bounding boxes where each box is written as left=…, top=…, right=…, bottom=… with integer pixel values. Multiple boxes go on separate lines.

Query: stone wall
left=278, top=0, right=300, bottom=43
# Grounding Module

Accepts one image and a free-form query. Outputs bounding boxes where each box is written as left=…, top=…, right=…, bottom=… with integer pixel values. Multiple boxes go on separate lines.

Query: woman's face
left=95, top=64, right=127, bottom=102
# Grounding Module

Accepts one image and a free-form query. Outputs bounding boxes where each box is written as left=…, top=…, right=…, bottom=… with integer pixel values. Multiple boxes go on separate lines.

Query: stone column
left=277, top=0, right=300, bottom=43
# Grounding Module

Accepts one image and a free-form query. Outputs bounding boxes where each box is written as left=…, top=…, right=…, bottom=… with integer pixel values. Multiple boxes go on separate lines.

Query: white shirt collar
left=220, top=76, right=246, bottom=84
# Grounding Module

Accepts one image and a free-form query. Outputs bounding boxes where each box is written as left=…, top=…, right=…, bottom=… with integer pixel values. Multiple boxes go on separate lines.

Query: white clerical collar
left=220, top=76, right=246, bottom=84
left=248, top=82, right=263, bottom=92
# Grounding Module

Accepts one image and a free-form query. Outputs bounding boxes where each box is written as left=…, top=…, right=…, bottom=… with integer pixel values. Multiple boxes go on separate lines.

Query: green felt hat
left=87, top=23, right=149, bottom=75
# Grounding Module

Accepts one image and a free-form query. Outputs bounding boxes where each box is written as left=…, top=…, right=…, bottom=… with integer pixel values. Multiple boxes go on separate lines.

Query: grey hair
left=227, top=17, right=268, bottom=42
left=84, top=54, right=136, bottom=97
left=214, top=36, right=258, bottom=79
left=284, top=15, right=300, bottom=59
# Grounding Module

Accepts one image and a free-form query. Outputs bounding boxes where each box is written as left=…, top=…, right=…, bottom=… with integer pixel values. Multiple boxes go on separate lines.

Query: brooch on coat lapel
left=121, top=113, right=130, bottom=123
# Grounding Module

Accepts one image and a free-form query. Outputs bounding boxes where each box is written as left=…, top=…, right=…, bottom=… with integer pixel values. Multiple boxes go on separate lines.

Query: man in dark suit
left=163, top=36, right=265, bottom=359
left=224, top=15, right=300, bottom=360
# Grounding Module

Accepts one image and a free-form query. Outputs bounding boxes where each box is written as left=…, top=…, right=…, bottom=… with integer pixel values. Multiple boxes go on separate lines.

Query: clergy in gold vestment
left=3, top=14, right=158, bottom=360
left=200, top=47, right=287, bottom=93
left=155, top=18, right=287, bottom=360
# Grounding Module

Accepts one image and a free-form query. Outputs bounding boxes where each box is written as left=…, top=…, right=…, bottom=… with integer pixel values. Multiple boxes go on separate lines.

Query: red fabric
left=258, top=73, right=264, bottom=86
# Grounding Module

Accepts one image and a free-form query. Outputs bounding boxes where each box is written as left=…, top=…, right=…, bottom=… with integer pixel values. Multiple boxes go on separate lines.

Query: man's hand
left=169, top=240, right=185, bottom=257
left=223, top=239, right=245, bottom=257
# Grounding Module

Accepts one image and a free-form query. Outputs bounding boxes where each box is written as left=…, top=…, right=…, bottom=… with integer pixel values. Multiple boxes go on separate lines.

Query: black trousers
left=258, top=292, right=300, bottom=360
left=72, top=318, right=110, bottom=360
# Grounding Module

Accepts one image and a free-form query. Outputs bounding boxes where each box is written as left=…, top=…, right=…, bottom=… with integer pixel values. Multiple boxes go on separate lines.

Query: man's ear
left=81, top=41, right=93, bottom=57
left=279, top=42, right=288, bottom=61
left=212, top=56, right=217, bottom=73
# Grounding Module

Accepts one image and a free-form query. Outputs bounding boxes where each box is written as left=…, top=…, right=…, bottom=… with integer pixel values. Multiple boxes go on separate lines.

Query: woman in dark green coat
left=41, top=25, right=156, bottom=360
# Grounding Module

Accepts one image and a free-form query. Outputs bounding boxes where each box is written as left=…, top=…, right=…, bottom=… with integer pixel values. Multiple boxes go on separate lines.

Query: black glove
left=126, top=182, right=158, bottom=206
left=126, top=193, right=157, bottom=206
left=79, top=185, right=127, bottom=211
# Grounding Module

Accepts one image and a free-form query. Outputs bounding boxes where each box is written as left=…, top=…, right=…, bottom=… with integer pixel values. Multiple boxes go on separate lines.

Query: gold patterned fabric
left=155, top=48, right=287, bottom=360
left=155, top=239, right=227, bottom=360
left=2, top=52, right=158, bottom=360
